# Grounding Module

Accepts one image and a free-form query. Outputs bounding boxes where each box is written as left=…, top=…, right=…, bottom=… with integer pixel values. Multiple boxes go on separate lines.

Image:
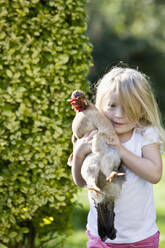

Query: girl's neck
left=118, top=128, right=135, bottom=144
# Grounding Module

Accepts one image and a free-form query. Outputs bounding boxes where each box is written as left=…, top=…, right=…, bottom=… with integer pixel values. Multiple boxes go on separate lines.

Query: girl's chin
left=114, top=129, right=124, bottom=134
left=113, top=124, right=124, bottom=131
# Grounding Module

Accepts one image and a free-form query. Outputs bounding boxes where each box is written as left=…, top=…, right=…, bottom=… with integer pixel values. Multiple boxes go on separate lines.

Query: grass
left=63, top=189, right=89, bottom=248
left=63, top=154, right=165, bottom=248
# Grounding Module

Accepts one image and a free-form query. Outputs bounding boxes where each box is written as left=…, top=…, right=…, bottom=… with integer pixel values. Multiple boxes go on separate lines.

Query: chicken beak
left=67, top=98, right=78, bottom=110
left=67, top=98, right=77, bottom=103
left=67, top=98, right=72, bottom=102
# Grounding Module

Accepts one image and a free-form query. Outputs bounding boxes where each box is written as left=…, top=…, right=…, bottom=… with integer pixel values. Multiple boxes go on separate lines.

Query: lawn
left=63, top=154, right=165, bottom=248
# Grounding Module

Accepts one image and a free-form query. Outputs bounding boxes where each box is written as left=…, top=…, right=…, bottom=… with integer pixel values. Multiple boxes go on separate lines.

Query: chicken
left=67, top=90, right=125, bottom=241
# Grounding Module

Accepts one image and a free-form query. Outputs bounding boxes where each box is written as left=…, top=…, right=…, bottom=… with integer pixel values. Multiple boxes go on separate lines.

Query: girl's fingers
left=83, top=133, right=89, bottom=138
left=107, top=140, right=112, bottom=145
left=107, top=137, right=114, bottom=144
left=86, top=130, right=98, bottom=141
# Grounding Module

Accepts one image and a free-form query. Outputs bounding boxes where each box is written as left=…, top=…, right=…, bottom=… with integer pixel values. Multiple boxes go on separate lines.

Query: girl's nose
left=115, top=107, right=123, bottom=118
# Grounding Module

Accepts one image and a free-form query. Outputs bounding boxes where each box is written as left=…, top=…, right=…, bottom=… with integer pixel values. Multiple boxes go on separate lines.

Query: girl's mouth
left=113, top=121, right=124, bottom=126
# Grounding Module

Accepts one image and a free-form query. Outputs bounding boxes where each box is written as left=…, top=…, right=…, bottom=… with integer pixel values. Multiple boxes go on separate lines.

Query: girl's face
left=103, top=92, right=136, bottom=140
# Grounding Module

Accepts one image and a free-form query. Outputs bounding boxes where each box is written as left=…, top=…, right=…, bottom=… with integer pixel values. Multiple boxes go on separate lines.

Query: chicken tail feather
left=97, top=200, right=116, bottom=241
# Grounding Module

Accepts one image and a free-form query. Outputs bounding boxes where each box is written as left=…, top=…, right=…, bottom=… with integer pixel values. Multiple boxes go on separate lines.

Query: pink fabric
left=86, top=230, right=160, bottom=248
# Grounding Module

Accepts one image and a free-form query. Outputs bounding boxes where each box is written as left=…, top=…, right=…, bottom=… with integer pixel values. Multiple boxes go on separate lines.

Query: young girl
left=71, top=67, right=165, bottom=248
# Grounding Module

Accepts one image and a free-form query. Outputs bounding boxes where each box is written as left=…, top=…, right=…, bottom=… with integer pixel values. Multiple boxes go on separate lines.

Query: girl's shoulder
left=135, top=126, right=160, bottom=147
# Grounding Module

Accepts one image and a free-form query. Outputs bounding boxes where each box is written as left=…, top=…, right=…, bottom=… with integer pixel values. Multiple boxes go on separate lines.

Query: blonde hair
left=95, top=67, right=165, bottom=146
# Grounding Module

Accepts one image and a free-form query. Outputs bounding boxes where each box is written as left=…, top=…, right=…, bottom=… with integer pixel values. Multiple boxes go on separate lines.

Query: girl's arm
left=119, top=143, right=162, bottom=184
left=71, top=131, right=97, bottom=187
left=107, top=138, right=162, bottom=184
left=72, top=139, right=88, bottom=187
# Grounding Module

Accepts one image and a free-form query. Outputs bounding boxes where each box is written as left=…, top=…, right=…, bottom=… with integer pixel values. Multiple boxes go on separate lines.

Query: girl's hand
left=106, top=133, right=121, bottom=150
left=73, top=130, right=98, bottom=158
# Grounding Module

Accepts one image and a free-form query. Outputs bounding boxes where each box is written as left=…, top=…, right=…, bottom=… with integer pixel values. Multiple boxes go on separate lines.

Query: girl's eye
left=106, top=103, right=116, bottom=109
left=110, top=104, right=116, bottom=108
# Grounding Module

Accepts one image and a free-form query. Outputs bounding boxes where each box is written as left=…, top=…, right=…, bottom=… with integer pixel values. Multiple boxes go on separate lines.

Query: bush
left=0, top=0, right=92, bottom=247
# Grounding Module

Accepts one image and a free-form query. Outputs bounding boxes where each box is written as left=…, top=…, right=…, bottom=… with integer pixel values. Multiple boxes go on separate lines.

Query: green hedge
left=0, top=0, right=92, bottom=247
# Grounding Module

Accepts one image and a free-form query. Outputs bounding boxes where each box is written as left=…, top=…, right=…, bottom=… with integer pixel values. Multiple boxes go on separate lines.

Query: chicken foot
left=88, top=185, right=102, bottom=194
left=106, top=171, right=125, bottom=182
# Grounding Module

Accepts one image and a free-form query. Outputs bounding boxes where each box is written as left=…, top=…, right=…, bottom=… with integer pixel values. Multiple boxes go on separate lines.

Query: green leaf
left=6, top=69, right=13, bottom=78
left=9, top=232, right=17, bottom=238
left=58, top=54, right=69, bottom=64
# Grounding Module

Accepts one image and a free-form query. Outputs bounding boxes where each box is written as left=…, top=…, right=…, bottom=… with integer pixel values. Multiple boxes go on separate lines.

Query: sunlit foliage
left=0, top=0, right=92, bottom=247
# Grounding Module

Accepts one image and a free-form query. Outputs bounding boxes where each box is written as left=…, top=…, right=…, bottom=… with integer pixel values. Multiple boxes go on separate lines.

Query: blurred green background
left=86, top=0, right=165, bottom=119
left=64, top=155, right=165, bottom=248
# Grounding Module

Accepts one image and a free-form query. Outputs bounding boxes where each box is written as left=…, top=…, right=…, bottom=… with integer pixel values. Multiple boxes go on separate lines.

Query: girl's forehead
left=104, top=91, right=120, bottom=104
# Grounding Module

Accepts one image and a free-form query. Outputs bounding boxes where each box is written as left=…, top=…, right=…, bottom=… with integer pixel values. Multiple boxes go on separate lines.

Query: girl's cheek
left=103, top=111, right=109, bottom=119
left=104, top=110, right=113, bottom=120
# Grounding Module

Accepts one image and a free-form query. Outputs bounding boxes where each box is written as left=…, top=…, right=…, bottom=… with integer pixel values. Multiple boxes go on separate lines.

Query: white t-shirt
left=87, top=126, right=160, bottom=244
